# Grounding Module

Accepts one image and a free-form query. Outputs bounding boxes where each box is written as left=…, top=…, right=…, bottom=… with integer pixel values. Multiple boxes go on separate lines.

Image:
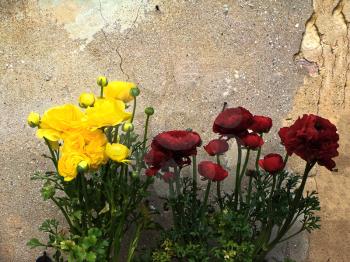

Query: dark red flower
left=153, top=130, right=202, bottom=152
left=198, top=161, right=228, bottom=181
left=213, top=107, right=253, bottom=136
left=278, top=114, right=339, bottom=171
left=144, top=148, right=171, bottom=168
left=241, top=133, right=264, bottom=150
left=204, top=139, right=229, bottom=156
left=145, top=167, right=159, bottom=177
left=162, top=172, right=174, bottom=182
left=145, top=130, right=202, bottom=170
left=258, top=154, right=285, bottom=174
left=250, top=115, right=272, bottom=133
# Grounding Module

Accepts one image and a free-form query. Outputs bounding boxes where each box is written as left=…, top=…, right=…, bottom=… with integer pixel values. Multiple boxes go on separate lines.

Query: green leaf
left=41, top=183, right=56, bottom=200
left=27, top=238, right=45, bottom=248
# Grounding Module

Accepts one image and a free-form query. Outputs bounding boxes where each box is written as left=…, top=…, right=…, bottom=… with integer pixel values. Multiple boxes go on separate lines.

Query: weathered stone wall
left=4, top=1, right=349, bottom=261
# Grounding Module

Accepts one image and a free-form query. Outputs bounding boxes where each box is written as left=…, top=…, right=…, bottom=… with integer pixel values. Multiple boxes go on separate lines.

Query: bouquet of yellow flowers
left=27, top=77, right=156, bottom=262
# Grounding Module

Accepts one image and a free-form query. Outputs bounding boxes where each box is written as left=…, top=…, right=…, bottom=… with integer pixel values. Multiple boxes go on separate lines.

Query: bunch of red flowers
left=145, top=106, right=339, bottom=181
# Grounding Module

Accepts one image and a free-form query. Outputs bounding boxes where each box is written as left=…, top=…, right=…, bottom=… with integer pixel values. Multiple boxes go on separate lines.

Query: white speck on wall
left=38, top=0, right=154, bottom=43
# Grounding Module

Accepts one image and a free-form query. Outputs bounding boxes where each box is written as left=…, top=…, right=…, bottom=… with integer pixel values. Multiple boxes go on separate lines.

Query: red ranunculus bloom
left=144, top=148, right=171, bottom=168
left=204, top=139, right=229, bottom=156
left=259, top=153, right=285, bottom=174
left=146, top=130, right=202, bottom=169
left=162, top=172, right=174, bottom=182
left=250, top=115, right=272, bottom=133
left=241, top=133, right=264, bottom=150
left=213, top=107, right=253, bottom=136
left=145, top=167, right=159, bottom=177
left=198, top=161, right=228, bottom=181
left=278, top=114, right=339, bottom=171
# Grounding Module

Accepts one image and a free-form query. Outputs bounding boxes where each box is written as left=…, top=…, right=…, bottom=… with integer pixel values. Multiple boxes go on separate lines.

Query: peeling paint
left=38, top=0, right=153, bottom=43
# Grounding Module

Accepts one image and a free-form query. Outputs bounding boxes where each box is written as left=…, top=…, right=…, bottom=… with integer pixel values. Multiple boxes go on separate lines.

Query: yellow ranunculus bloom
left=84, top=98, right=131, bottom=130
left=79, top=93, right=95, bottom=108
left=83, top=129, right=108, bottom=169
left=61, top=132, right=85, bottom=153
left=104, top=81, right=136, bottom=103
left=61, top=129, right=107, bottom=170
left=37, top=104, right=84, bottom=141
left=58, top=152, right=90, bottom=181
left=27, top=112, right=40, bottom=128
left=105, top=143, right=130, bottom=163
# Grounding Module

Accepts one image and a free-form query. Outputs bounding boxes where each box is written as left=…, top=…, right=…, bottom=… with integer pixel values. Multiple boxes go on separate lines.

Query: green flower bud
left=122, top=122, right=134, bottom=132
left=130, top=87, right=140, bottom=97
left=131, top=171, right=139, bottom=179
left=145, top=107, right=154, bottom=116
left=77, top=160, right=89, bottom=173
left=97, top=76, right=108, bottom=87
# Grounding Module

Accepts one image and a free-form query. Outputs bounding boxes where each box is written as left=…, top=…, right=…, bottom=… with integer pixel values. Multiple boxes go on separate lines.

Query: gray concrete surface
left=0, top=0, right=312, bottom=260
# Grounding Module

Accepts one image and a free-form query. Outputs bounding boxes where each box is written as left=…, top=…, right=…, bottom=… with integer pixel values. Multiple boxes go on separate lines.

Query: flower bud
left=131, top=171, right=139, bottom=179
left=145, top=107, right=154, bottom=116
left=79, top=93, right=95, bottom=108
left=77, top=160, right=89, bottom=173
left=122, top=122, right=134, bottom=132
left=27, top=112, right=40, bottom=128
left=97, top=76, right=108, bottom=87
left=130, top=87, right=140, bottom=97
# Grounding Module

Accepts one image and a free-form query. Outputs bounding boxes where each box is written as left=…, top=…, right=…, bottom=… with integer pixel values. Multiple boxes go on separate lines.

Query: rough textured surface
left=285, top=0, right=350, bottom=261
left=0, top=0, right=321, bottom=261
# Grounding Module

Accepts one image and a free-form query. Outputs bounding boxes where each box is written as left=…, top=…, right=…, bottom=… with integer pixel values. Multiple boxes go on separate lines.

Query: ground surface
left=0, top=0, right=348, bottom=261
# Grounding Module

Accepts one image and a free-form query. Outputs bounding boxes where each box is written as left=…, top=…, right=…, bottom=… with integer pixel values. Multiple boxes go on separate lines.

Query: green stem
left=113, top=125, right=120, bottom=143
left=130, top=96, right=137, bottom=123
left=127, top=221, right=143, bottom=262
left=233, top=140, right=242, bottom=211
left=100, top=86, right=104, bottom=98
left=245, top=176, right=253, bottom=211
left=264, top=161, right=316, bottom=252
left=174, top=166, right=182, bottom=196
left=50, top=197, right=81, bottom=234
left=283, top=153, right=289, bottom=165
left=255, top=142, right=262, bottom=171
left=76, top=175, right=86, bottom=233
left=142, top=114, right=150, bottom=153
left=44, top=138, right=58, bottom=169
left=202, top=180, right=212, bottom=214
left=80, top=173, right=91, bottom=227
left=169, top=180, right=179, bottom=230
left=217, top=181, right=223, bottom=211
left=192, top=155, right=197, bottom=196
left=216, top=155, right=223, bottom=210
left=112, top=212, right=127, bottom=262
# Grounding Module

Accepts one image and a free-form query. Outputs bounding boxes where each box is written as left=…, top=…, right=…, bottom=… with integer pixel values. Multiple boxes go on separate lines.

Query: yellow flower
left=83, top=129, right=108, bottom=169
left=37, top=104, right=84, bottom=141
left=61, top=129, right=107, bottom=169
left=105, top=143, right=130, bottom=163
left=58, top=152, right=90, bottom=181
left=84, top=98, right=131, bottom=130
left=27, top=112, right=40, bottom=128
left=104, top=81, right=136, bottom=103
left=61, top=132, right=85, bottom=153
left=79, top=93, right=95, bottom=108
